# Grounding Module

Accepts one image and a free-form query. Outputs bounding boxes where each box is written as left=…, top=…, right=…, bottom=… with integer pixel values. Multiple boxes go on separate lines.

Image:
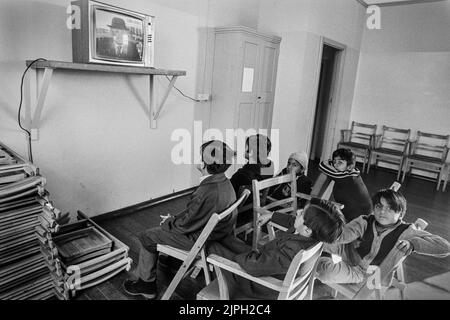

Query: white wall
left=257, top=0, right=366, bottom=164
left=0, top=0, right=259, bottom=217
left=351, top=1, right=450, bottom=160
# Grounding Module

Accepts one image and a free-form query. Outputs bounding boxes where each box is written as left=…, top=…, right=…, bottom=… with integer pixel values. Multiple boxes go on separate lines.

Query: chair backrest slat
left=279, top=242, right=323, bottom=300
left=411, top=131, right=450, bottom=161
left=347, top=122, right=377, bottom=146
left=378, top=126, right=411, bottom=151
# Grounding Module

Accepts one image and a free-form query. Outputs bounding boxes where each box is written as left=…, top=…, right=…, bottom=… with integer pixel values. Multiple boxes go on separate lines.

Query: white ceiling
left=359, top=0, right=447, bottom=6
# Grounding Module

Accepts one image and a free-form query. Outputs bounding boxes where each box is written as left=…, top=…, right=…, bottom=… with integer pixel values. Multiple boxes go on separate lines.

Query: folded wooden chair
left=337, top=121, right=377, bottom=173
left=401, top=131, right=450, bottom=191
left=368, top=126, right=411, bottom=179
left=197, top=242, right=323, bottom=300
left=156, top=189, right=251, bottom=300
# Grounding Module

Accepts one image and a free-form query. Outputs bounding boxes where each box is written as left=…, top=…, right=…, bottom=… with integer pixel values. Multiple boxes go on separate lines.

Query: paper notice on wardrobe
left=242, top=68, right=254, bottom=92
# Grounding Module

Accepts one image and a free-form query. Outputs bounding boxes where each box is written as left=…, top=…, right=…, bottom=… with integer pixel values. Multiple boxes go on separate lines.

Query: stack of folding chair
left=0, top=141, right=58, bottom=300
left=1, top=141, right=132, bottom=300
left=39, top=210, right=132, bottom=300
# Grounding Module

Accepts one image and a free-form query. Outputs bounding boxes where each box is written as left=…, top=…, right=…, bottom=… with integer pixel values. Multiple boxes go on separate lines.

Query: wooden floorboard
left=73, top=166, right=449, bottom=300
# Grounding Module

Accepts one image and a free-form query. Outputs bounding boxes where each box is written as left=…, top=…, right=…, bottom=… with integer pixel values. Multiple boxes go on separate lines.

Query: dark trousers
left=136, top=227, right=196, bottom=282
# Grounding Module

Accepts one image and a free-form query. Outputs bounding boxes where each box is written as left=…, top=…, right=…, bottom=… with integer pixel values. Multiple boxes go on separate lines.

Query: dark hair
left=200, top=140, right=233, bottom=174
left=332, top=148, right=356, bottom=167
left=246, top=134, right=272, bottom=164
left=372, top=189, right=407, bottom=218
left=303, top=198, right=345, bottom=243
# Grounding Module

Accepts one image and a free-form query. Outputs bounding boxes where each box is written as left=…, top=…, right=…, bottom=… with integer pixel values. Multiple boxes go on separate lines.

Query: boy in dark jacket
left=231, top=134, right=274, bottom=229
left=207, top=199, right=345, bottom=299
left=316, top=189, right=450, bottom=285
left=316, top=148, right=372, bottom=222
left=230, top=134, right=274, bottom=195
left=123, top=140, right=236, bottom=299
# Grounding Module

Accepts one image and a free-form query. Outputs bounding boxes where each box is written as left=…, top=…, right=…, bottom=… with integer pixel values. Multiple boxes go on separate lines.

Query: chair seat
left=372, top=148, right=404, bottom=157
left=157, top=244, right=188, bottom=261
left=406, top=154, right=445, bottom=165
left=338, top=142, right=370, bottom=151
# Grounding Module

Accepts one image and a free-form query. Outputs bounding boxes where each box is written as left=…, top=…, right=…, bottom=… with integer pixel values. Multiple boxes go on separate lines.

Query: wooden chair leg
left=367, top=153, right=372, bottom=174
left=397, top=158, right=403, bottom=182
left=444, top=166, right=449, bottom=192
left=200, top=249, right=211, bottom=285
left=161, top=262, right=190, bottom=300
left=401, top=161, right=409, bottom=183
left=437, top=167, right=445, bottom=191
left=362, top=152, right=367, bottom=174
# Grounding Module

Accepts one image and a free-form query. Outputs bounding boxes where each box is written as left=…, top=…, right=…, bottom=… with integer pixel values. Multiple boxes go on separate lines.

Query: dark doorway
left=309, top=44, right=340, bottom=162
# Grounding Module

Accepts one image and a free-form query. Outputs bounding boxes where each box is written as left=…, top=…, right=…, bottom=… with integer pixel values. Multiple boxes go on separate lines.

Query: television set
left=71, top=0, right=155, bottom=67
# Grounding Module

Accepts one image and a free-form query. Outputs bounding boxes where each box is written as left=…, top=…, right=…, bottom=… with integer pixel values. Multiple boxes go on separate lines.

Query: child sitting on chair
left=207, top=199, right=345, bottom=299
left=123, top=140, right=236, bottom=299
left=316, top=148, right=372, bottom=222
left=230, top=134, right=274, bottom=195
left=231, top=134, right=274, bottom=233
left=316, top=189, right=450, bottom=285
left=268, top=151, right=313, bottom=209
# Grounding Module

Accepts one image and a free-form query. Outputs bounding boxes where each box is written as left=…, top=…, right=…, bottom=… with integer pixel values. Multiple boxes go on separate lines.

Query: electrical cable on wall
left=18, top=58, right=48, bottom=163
left=164, top=75, right=203, bottom=102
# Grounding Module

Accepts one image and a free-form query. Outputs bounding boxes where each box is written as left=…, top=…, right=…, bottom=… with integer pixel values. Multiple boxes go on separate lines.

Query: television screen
left=94, top=8, right=145, bottom=63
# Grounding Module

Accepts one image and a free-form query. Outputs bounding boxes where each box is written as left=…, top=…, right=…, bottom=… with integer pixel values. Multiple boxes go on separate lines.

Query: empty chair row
left=337, top=122, right=449, bottom=191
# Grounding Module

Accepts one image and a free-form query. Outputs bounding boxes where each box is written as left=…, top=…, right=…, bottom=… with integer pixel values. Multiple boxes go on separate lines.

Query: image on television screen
left=94, top=8, right=144, bottom=62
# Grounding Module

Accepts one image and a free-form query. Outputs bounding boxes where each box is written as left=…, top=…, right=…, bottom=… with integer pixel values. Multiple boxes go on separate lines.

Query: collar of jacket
left=199, top=173, right=228, bottom=186
left=243, top=162, right=272, bottom=171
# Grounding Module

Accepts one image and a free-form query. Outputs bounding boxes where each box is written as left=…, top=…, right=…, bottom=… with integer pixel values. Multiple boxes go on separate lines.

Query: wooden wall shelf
left=25, top=60, right=187, bottom=135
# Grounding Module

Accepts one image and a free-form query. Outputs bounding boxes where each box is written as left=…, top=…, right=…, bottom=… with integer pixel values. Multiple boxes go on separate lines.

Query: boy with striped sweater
left=316, top=148, right=372, bottom=222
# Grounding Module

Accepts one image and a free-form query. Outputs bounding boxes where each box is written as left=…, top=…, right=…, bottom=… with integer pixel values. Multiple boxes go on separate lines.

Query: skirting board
left=92, top=187, right=197, bottom=223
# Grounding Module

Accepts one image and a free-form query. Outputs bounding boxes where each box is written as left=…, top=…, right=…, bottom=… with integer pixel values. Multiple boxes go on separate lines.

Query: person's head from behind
left=197, top=140, right=234, bottom=175
left=245, top=134, right=271, bottom=165
left=294, top=198, right=345, bottom=243
left=287, top=151, right=308, bottom=176
left=372, top=189, right=407, bottom=226
left=332, top=148, right=356, bottom=172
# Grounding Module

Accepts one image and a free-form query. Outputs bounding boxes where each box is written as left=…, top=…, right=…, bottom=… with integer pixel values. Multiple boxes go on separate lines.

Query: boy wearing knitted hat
left=268, top=151, right=313, bottom=208
left=123, top=140, right=236, bottom=299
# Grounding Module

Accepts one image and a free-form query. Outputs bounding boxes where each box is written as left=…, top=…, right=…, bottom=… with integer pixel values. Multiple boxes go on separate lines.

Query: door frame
left=306, top=37, right=347, bottom=162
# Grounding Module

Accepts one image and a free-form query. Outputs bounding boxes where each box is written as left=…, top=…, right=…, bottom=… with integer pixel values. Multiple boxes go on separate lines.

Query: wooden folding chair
left=368, top=126, right=411, bottom=179
left=197, top=242, right=323, bottom=300
left=401, top=131, right=450, bottom=191
left=156, top=189, right=251, bottom=300
left=265, top=172, right=339, bottom=243
left=337, top=121, right=377, bottom=173
left=233, top=184, right=272, bottom=243
left=251, top=171, right=297, bottom=250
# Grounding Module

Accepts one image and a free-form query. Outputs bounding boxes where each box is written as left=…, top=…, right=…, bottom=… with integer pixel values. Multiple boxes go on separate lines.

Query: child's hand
left=160, top=214, right=172, bottom=226
left=396, top=240, right=413, bottom=255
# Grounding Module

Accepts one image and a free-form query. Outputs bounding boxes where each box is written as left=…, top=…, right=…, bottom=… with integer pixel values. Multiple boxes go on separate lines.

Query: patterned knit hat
left=289, top=151, right=309, bottom=170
